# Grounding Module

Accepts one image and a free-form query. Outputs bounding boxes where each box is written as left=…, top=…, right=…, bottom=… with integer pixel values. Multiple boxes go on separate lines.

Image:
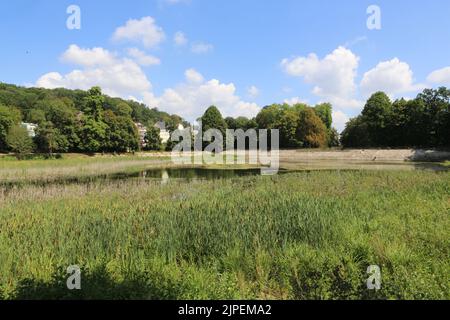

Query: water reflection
left=1, top=162, right=447, bottom=189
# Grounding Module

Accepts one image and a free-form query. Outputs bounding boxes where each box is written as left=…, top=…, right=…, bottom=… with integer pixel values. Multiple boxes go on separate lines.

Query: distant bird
left=26, top=50, right=31, bottom=54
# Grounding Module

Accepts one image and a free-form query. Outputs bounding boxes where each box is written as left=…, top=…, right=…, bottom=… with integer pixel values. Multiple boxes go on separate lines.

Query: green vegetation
left=0, top=168, right=448, bottom=300
left=0, top=83, right=186, bottom=154
left=5, top=125, right=34, bottom=156
left=341, top=88, right=450, bottom=148
left=201, top=103, right=335, bottom=150
left=144, top=127, right=163, bottom=151
left=0, top=154, right=171, bottom=183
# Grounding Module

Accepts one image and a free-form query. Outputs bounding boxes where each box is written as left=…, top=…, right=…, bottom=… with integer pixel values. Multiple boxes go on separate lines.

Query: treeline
left=136, top=102, right=340, bottom=152
left=341, top=88, right=450, bottom=148
left=186, top=103, right=339, bottom=150
left=0, top=83, right=185, bottom=154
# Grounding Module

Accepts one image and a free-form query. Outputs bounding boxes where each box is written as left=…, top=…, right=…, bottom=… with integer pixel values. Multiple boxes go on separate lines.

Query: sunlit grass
left=0, top=170, right=448, bottom=300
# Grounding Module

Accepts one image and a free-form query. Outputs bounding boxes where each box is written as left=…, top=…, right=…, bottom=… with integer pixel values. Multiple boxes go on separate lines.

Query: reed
left=0, top=169, right=448, bottom=299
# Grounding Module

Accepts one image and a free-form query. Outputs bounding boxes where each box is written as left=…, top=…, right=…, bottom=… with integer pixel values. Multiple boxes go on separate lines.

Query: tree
left=144, top=126, right=163, bottom=151
left=83, top=87, right=104, bottom=121
left=77, top=118, right=107, bottom=153
left=417, top=87, right=450, bottom=146
left=340, top=116, right=372, bottom=148
left=361, top=92, right=392, bottom=146
left=327, top=128, right=340, bottom=147
left=0, top=105, right=21, bottom=152
left=103, top=110, right=139, bottom=153
left=256, top=104, right=281, bottom=129
left=6, top=125, right=34, bottom=156
left=314, top=103, right=333, bottom=129
left=201, top=106, right=227, bottom=133
left=34, top=123, right=69, bottom=154
left=225, top=117, right=237, bottom=130
left=297, top=108, right=327, bottom=148
left=276, top=109, right=301, bottom=148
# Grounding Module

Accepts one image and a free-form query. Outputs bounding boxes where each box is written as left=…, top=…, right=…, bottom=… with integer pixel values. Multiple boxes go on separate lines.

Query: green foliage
left=314, top=103, right=333, bottom=129
left=78, top=118, right=107, bottom=153
left=83, top=87, right=104, bottom=121
left=0, top=105, right=21, bottom=151
left=327, top=128, right=340, bottom=147
left=253, top=103, right=334, bottom=149
left=103, top=111, right=139, bottom=153
left=34, top=123, right=69, bottom=154
left=200, top=106, right=227, bottom=150
left=201, top=106, right=227, bottom=134
left=144, top=126, right=163, bottom=151
left=0, top=83, right=186, bottom=154
left=361, top=92, right=392, bottom=146
left=342, top=88, right=450, bottom=148
left=276, top=109, right=301, bottom=148
left=0, top=169, right=448, bottom=299
left=5, top=125, right=34, bottom=155
left=255, top=104, right=281, bottom=129
left=340, top=117, right=372, bottom=148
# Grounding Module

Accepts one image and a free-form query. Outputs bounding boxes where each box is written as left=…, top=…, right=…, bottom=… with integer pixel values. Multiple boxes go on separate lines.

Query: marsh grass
left=0, top=169, right=448, bottom=300
left=0, top=154, right=172, bottom=184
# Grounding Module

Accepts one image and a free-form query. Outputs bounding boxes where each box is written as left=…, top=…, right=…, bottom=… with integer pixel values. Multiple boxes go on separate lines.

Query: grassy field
left=0, top=160, right=448, bottom=300
left=0, top=154, right=173, bottom=183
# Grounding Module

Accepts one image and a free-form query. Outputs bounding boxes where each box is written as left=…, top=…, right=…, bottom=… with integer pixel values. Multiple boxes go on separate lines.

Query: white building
left=21, top=122, right=38, bottom=138
left=134, top=122, right=147, bottom=148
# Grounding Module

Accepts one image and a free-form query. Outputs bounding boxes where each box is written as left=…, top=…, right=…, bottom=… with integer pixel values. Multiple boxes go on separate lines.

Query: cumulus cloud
left=112, top=16, right=165, bottom=48
left=61, top=44, right=117, bottom=66
left=283, top=97, right=308, bottom=105
left=427, top=66, right=450, bottom=85
left=36, top=45, right=152, bottom=98
left=185, top=68, right=204, bottom=84
left=360, top=58, right=423, bottom=97
left=127, top=48, right=161, bottom=66
left=191, top=42, right=214, bottom=54
left=281, top=46, right=359, bottom=101
left=174, top=31, right=188, bottom=46
left=332, top=110, right=350, bottom=133
left=143, top=69, right=259, bottom=120
left=247, top=86, right=260, bottom=98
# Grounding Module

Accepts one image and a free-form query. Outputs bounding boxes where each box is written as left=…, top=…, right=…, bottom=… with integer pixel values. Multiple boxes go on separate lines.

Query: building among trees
left=20, top=122, right=38, bottom=138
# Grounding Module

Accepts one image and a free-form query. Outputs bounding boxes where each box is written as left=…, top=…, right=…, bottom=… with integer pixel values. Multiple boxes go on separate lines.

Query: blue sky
left=1, top=0, right=450, bottom=130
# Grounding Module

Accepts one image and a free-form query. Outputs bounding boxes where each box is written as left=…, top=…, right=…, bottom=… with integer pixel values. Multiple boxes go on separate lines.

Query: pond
left=0, top=161, right=447, bottom=189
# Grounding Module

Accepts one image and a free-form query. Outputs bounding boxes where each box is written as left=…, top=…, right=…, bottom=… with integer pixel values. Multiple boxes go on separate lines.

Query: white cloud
left=360, top=58, right=423, bottom=97
left=427, top=66, right=450, bottom=85
left=332, top=110, right=350, bottom=133
left=36, top=45, right=152, bottom=98
left=283, top=97, right=308, bottom=105
left=185, top=68, right=204, bottom=84
left=281, top=46, right=359, bottom=101
left=191, top=42, right=214, bottom=54
left=61, top=44, right=117, bottom=67
left=174, top=31, right=188, bottom=46
left=112, top=16, right=165, bottom=48
left=127, top=48, right=160, bottom=66
left=247, top=85, right=260, bottom=98
left=143, top=69, right=259, bottom=120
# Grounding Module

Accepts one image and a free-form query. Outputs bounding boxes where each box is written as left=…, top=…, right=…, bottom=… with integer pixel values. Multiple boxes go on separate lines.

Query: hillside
left=0, top=83, right=186, bottom=130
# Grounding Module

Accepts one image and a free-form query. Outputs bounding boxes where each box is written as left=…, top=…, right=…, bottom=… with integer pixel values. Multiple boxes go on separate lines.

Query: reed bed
left=0, top=170, right=448, bottom=299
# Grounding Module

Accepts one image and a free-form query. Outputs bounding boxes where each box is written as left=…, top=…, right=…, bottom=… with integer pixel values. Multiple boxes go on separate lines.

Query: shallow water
left=0, top=161, right=447, bottom=189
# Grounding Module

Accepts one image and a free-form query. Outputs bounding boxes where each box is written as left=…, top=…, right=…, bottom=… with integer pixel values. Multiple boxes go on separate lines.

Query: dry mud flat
left=139, top=149, right=450, bottom=162
left=278, top=149, right=450, bottom=162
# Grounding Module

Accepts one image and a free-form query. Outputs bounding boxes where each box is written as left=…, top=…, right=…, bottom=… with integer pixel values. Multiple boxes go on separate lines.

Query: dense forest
left=0, top=83, right=186, bottom=154
left=341, top=87, right=450, bottom=148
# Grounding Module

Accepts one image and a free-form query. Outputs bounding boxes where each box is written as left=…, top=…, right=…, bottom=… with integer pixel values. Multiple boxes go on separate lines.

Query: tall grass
left=0, top=170, right=448, bottom=299
left=0, top=154, right=171, bottom=183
